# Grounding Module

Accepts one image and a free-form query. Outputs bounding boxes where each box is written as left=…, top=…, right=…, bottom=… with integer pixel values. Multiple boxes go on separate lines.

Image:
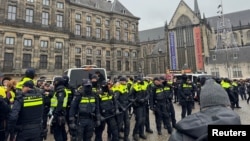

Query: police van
left=63, top=65, right=108, bottom=88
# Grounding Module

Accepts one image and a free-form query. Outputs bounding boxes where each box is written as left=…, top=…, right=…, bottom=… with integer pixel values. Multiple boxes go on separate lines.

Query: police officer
left=150, top=77, right=171, bottom=135
left=131, top=77, right=149, bottom=141
left=179, top=74, right=195, bottom=119
left=115, top=77, right=133, bottom=141
left=143, top=78, right=153, bottom=134
left=69, top=79, right=100, bottom=141
left=0, top=87, right=11, bottom=141
left=221, top=78, right=236, bottom=110
left=50, top=77, right=68, bottom=141
left=91, top=75, right=100, bottom=93
left=7, top=80, right=43, bottom=141
left=16, top=68, right=36, bottom=92
left=232, top=79, right=241, bottom=108
left=160, top=76, right=176, bottom=130
left=95, top=80, right=119, bottom=141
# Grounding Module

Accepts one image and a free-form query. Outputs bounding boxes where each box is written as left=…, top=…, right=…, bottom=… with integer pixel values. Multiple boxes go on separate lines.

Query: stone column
left=0, top=0, right=7, bottom=22
left=33, top=35, right=40, bottom=69
left=64, top=39, right=70, bottom=69
left=34, top=0, right=41, bottom=26
left=17, top=0, right=25, bottom=23
left=48, top=37, right=55, bottom=72
left=16, top=33, right=24, bottom=70
left=0, top=31, right=4, bottom=69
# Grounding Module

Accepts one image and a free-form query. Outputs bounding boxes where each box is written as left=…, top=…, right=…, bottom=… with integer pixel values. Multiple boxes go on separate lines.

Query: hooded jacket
left=168, top=106, right=241, bottom=141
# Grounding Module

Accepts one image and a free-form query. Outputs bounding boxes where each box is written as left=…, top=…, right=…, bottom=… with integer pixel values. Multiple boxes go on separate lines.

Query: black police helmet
left=91, top=74, right=99, bottom=80
left=53, top=77, right=65, bottom=87
left=25, top=68, right=36, bottom=79
left=62, top=75, right=69, bottom=85
left=82, top=79, right=92, bottom=86
left=101, top=80, right=108, bottom=87
left=119, top=77, right=127, bottom=82
left=182, top=74, right=188, bottom=81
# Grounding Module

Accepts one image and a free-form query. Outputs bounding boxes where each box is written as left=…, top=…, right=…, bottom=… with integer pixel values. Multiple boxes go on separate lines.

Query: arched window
left=247, top=30, right=250, bottom=40
left=176, top=15, right=192, bottom=27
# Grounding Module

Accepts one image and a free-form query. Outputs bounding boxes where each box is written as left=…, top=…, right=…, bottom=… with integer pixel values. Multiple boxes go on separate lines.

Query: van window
left=68, top=69, right=106, bottom=88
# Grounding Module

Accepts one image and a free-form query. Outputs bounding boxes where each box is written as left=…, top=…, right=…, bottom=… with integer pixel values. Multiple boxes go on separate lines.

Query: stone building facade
left=139, top=0, right=250, bottom=79
left=0, top=0, right=140, bottom=78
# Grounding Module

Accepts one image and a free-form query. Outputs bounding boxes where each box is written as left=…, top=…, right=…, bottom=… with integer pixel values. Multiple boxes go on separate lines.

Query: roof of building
left=139, top=26, right=165, bottom=42
left=208, top=46, right=250, bottom=64
left=139, top=9, right=250, bottom=42
left=70, top=0, right=138, bottom=18
left=207, top=9, right=250, bottom=29
left=151, top=40, right=167, bottom=55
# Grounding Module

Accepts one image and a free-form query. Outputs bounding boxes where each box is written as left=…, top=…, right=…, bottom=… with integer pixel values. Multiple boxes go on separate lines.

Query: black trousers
left=16, top=128, right=42, bottom=141
left=132, top=105, right=146, bottom=136
left=181, top=101, right=193, bottom=119
left=52, top=117, right=67, bottom=141
left=117, top=109, right=130, bottom=138
left=168, top=102, right=176, bottom=127
left=155, top=103, right=171, bottom=133
left=95, top=116, right=119, bottom=141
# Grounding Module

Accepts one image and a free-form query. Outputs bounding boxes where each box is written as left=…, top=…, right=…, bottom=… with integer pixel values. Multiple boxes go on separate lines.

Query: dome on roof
left=151, top=40, right=167, bottom=55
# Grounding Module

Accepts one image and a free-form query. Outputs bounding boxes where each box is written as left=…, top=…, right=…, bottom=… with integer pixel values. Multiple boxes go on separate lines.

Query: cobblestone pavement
left=46, top=99, right=250, bottom=141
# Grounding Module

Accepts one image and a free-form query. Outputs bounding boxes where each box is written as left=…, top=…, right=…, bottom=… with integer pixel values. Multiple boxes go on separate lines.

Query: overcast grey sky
left=118, top=0, right=250, bottom=31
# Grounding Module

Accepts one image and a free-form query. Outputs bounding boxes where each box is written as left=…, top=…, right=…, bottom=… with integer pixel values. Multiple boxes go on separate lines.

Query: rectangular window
left=96, top=28, right=101, bottom=39
left=131, top=33, right=135, bottom=42
left=96, top=49, right=102, bottom=55
left=22, top=54, right=31, bottom=68
left=233, top=53, right=238, bottom=59
left=5, top=37, right=15, bottom=45
left=106, top=50, right=110, bottom=56
left=75, top=14, right=81, bottom=20
left=86, top=16, right=91, bottom=22
left=3, top=53, right=13, bottom=71
left=42, top=12, right=49, bottom=25
left=105, top=20, right=110, bottom=26
left=105, top=30, right=110, bottom=40
left=133, top=61, right=137, bottom=72
left=75, top=47, right=81, bottom=54
left=124, top=32, right=128, bottom=41
left=75, top=24, right=81, bottom=35
left=233, top=67, right=242, bottom=78
left=86, top=27, right=91, bottom=37
left=212, top=55, right=216, bottom=60
left=87, top=48, right=92, bottom=54
left=56, top=14, right=63, bottom=27
left=40, top=55, right=47, bottom=69
left=55, top=42, right=63, bottom=49
left=96, top=18, right=101, bottom=24
left=106, top=61, right=110, bottom=71
left=117, top=61, right=122, bottom=71
left=25, top=9, right=33, bottom=23
left=124, top=52, right=129, bottom=57
left=86, top=59, right=92, bottom=65
left=116, top=21, right=120, bottom=27
left=96, top=60, right=101, bottom=68
left=57, top=2, right=64, bottom=9
left=124, top=23, right=128, bottom=28
left=75, top=59, right=81, bottom=68
left=40, top=40, right=48, bottom=48
left=27, top=0, right=34, bottom=2
left=43, top=0, right=49, bottom=6
left=132, top=24, right=136, bottom=30
left=55, top=55, right=62, bottom=69
left=24, top=39, right=32, bottom=47
left=117, top=50, right=121, bottom=56
left=116, top=30, right=120, bottom=40
left=8, top=6, right=16, bottom=20
left=132, top=52, right=136, bottom=57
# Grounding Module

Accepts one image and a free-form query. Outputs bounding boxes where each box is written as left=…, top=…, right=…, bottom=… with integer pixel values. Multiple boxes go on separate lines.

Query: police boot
left=139, top=134, right=147, bottom=140
left=133, top=134, right=139, bottom=141
left=124, top=136, right=130, bottom=141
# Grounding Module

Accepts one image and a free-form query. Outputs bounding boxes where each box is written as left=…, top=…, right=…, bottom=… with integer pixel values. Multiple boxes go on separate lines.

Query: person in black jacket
left=7, top=80, right=43, bottom=141
left=0, top=87, right=11, bottom=141
left=51, top=77, right=67, bottom=141
left=169, top=79, right=241, bottom=141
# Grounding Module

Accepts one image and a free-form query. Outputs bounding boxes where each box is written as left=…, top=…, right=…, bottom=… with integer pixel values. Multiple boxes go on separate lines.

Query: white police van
left=63, top=65, right=108, bottom=88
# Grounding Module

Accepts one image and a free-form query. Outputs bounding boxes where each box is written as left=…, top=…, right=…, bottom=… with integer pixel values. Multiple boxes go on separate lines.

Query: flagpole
left=221, top=0, right=224, bottom=26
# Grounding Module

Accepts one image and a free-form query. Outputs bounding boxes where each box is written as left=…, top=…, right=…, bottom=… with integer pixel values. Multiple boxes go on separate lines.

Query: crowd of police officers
left=0, top=68, right=249, bottom=141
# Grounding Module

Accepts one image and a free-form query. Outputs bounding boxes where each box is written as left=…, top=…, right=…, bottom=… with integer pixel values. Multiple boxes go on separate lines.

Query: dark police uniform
left=0, top=87, right=11, bottom=141
left=7, top=81, right=43, bottom=141
left=69, top=79, right=100, bottom=141
left=50, top=77, right=68, bottom=141
left=15, top=68, right=36, bottom=93
left=95, top=81, right=119, bottom=141
left=179, top=75, right=195, bottom=119
left=115, top=77, right=133, bottom=141
left=131, top=78, right=149, bottom=141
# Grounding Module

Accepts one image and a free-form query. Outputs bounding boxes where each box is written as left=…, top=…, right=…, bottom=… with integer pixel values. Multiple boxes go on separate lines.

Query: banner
left=193, top=27, right=204, bottom=70
left=169, top=32, right=177, bottom=70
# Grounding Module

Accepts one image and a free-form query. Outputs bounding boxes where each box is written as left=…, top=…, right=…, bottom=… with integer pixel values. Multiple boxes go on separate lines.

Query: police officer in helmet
left=51, top=77, right=67, bottom=141
left=69, top=79, right=100, bottom=141
left=16, top=68, right=36, bottom=92
left=7, top=80, right=43, bottom=141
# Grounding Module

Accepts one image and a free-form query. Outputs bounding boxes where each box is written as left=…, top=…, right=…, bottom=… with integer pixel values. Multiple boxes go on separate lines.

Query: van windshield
left=69, top=69, right=106, bottom=88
